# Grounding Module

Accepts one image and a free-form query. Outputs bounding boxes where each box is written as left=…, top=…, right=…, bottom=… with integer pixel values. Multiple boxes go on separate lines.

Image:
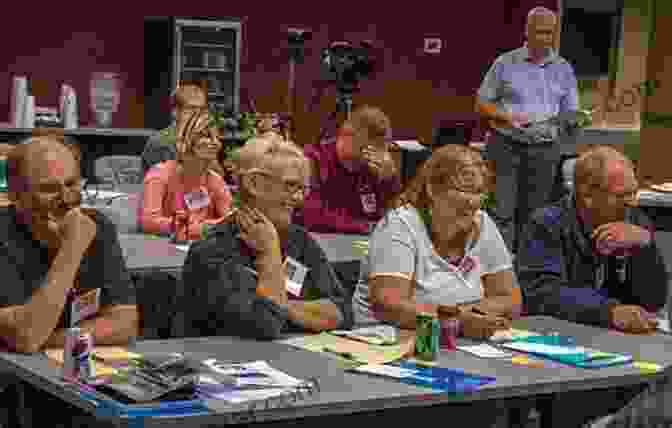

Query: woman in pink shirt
left=140, top=109, right=233, bottom=240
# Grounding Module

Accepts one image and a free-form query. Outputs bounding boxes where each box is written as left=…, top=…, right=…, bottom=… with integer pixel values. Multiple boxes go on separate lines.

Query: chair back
left=94, top=155, right=144, bottom=187
left=134, top=271, right=181, bottom=340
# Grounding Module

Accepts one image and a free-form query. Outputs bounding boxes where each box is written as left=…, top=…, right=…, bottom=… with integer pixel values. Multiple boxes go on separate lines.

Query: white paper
left=354, top=364, right=417, bottom=379
left=175, top=245, right=190, bottom=252
left=81, top=190, right=126, bottom=199
left=457, top=344, right=513, bottom=358
left=500, top=342, right=582, bottom=355
left=658, top=318, right=671, bottom=334
left=331, top=325, right=399, bottom=345
left=202, top=360, right=303, bottom=388
left=204, top=387, right=297, bottom=406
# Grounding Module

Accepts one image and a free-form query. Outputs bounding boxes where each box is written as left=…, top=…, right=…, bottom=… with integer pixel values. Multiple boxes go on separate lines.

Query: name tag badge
left=360, top=193, right=377, bottom=214
left=284, top=257, right=309, bottom=297
left=71, top=288, right=101, bottom=326
left=184, top=190, right=211, bottom=210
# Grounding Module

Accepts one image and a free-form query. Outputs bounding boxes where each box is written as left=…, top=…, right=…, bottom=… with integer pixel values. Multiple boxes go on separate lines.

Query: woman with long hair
left=140, top=108, right=232, bottom=240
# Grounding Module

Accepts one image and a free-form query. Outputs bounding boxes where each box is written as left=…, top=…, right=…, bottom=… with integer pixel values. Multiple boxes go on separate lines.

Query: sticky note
left=510, top=355, right=545, bottom=368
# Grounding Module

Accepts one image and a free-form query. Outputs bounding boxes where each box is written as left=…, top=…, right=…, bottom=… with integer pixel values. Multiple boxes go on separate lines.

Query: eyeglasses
left=250, top=170, right=306, bottom=196
left=437, top=188, right=486, bottom=214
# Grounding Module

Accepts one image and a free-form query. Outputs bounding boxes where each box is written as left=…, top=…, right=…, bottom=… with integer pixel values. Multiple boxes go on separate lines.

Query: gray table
left=2, top=316, right=672, bottom=427
left=118, top=234, right=186, bottom=276
left=117, top=232, right=369, bottom=277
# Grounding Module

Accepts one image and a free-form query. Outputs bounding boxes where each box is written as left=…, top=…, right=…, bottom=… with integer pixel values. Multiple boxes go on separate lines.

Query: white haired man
left=476, top=6, right=579, bottom=255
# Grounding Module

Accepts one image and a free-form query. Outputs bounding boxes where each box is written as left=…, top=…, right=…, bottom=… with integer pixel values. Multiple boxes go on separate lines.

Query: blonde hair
left=172, top=82, right=207, bottom=108
left=527, top=6, right=557, bottom=24
left=574, top=146, right=635, bottom=197
left=346, top=105, right=391, bottom=140
left=393, top=144, right=488, bottom=212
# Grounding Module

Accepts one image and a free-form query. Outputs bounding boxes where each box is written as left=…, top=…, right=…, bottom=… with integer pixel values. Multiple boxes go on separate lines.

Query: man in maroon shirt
left=297, top=105, right=401, bottom=234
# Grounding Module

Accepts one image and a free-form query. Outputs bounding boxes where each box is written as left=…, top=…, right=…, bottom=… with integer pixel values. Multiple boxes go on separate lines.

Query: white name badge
left=360, top=193, right=378, bottom=214
left=184, top=190, right=211, bottom=210
left=284, top=257, right=309, bottom=297
left=71, top=288, right=101, bottom=326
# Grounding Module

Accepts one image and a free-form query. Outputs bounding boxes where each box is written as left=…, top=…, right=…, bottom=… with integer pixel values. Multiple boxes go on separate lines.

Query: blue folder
left=76, top=388, right=210, bottom=419
left=388, top=362, right=497, bottom=393
left=500, top=341, right=632, bottom=368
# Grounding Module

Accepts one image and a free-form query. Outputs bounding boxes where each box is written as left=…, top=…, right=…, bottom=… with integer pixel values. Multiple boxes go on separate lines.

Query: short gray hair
left=574, top=146, right=635, bottom=197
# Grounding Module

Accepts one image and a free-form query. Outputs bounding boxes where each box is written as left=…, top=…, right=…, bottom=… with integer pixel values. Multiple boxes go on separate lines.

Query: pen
left=322, top=347, right=356, bottom=361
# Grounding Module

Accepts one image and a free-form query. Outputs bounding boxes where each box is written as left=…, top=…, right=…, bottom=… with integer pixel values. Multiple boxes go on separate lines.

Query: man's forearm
left=476, top=295, right=516, bottom=318
left=13, top=247, right=85, bottom=353
left=476, top=100, right=509, bottom=123
left=287, top=300, right=342, bottom=332
left=43, top=305, right=139, bottom=349
left=256, top=250, right=289, bottom=306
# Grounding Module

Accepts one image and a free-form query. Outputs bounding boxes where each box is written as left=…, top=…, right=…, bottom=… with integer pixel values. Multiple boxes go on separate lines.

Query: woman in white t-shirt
left=352, top=144, right=522, bottom=338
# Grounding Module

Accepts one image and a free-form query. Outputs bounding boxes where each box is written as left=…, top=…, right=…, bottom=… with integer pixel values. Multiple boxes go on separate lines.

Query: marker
left=322, top=347, right=356, bottom=361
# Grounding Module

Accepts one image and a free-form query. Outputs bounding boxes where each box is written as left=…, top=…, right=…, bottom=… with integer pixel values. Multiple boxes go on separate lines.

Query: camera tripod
left=317, top=88, right=357, bottom=143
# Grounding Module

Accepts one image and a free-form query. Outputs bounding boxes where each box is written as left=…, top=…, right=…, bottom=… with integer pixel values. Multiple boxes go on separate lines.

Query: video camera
left=321, top=40, right=375, bottom=94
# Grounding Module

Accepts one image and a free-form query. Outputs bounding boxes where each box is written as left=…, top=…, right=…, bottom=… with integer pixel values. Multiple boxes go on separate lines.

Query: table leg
left=537, top=385, right=647, bottom=428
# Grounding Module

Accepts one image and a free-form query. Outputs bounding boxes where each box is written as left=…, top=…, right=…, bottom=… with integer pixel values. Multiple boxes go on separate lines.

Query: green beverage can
left=416, top=312, right=440, bottom=361
left=0, top=157, right=7, bottom=192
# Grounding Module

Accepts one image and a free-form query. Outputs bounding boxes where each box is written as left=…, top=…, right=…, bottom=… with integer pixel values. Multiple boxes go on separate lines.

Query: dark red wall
left=1, top=1, right=557, bottom=144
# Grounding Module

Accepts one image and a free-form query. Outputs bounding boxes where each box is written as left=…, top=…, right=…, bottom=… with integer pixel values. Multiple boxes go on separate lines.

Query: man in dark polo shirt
left=0, top=135, right=138, bottom=427
left=517, top=145, right=668, bottom=428
left=181, top=137, right=353, bottom=340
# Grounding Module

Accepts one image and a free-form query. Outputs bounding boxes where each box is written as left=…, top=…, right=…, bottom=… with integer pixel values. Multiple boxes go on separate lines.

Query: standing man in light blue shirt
left=476, top=6, right=579, bottom=255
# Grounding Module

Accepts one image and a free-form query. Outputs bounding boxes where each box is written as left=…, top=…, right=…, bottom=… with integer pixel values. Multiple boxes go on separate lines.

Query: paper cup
left=10, top=76, right=28, bottom=128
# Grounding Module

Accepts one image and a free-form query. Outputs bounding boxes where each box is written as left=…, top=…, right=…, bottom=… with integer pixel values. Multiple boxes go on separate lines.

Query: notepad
left=489, top=328, right=539, bottom=342
left=279, top=330, right=415, bottom=365
left=500, top=342, right=632, bottom=368
left=457, top=344, right=513, bottom=359
left=353, top=362, right=497, bottom=393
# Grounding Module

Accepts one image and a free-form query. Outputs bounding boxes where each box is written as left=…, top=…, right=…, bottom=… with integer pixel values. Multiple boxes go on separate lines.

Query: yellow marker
left=511, top=355, right=545, bottom=368
left=633, top=361, right=662, bottom=372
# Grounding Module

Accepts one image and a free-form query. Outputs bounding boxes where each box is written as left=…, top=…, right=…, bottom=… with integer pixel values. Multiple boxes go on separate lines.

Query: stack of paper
left=279, top=330, right=415, bottom=365
left=499, top=342, right=632, bottom=368
left=352, top=361, right=496, bottom=393
left=489, top=328, right=540, bottom=342
left=44, top=346, right=141, bottom=377
left=330, top=325, right=399, bottom=345
left=196, top=360, right=318, bottom=411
